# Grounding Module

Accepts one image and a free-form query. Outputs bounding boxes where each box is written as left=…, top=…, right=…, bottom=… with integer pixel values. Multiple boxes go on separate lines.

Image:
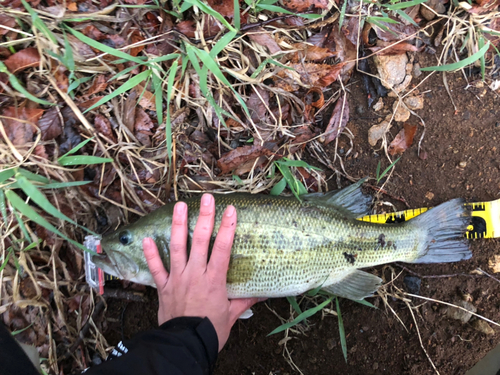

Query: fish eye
left=119, top=231, right=132, bottom=245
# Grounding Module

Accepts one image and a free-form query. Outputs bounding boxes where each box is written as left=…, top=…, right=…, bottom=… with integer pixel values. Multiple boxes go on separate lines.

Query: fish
left=93, top=180, right=472, bottom=301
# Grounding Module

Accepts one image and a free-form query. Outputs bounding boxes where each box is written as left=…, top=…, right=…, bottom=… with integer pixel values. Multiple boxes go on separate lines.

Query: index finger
left=207, top=205, right=237, bottom=280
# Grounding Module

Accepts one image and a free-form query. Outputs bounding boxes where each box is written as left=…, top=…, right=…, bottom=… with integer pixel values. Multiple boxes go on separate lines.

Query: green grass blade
left=16, top=174, right=97, bottom=235
left=394, top=9, right=418, bottom=27
left=384, top=0, right=427, bottom=10
left=268, top=297, right=333, bottom=336
left=234, top=0, right=240, bottom=30
left=286, top=296, right=303, bottom=315
left=11, top=323, right=34, bottom=336
left=17, top=169, right=50, bottom=184
left=83, top=69, right=151, bottom=113
left=232, top=175, right=243, bottom=185
left=478, top=35, right=486, bottom=80
left=0, top=249, right=12, bottom=272
left=152, top=70, right=163, bottom=126
left=24, top=239, right=42, bottom=251
left=67, top=76, right=93, bottom=96
left=339, top=0, right=347, bottom=32
left=21, top=0, right=57, bottom=44
left=210, top=31, right=237, bottom=58
left=336, top=297, right=348, bottom=363
left=64, top=26, right=145, bottom=65
left=377, top=157, right=401, bottom=183
left=166, top=60, right=179, bottom=161
left=250, top=58, right=291, bottom=79
left=59, top=137, right=93, bottom=158
left=0, top=62, right=54, bottom=106
left=5, top=190, right=94, bottom=253
left=0, top=189, right=8, bottom=225
left=275, top=162, right=307, bottom=200
left=420, top=42, right=490, bottom=71
left=0, top=168, right=16, bottom=183
left=276, top=158, right=321, bottom=170
left=376, top=160, right=381, bottom=182
left=39, top=181, right=90, bottom=189
left=353, top=299, right=377, bottom=309
left=13, top=210, right=33, bottom=242
left=270, top=177, right=286, bottom=195
left=58, top=155, right=113, bottom=166
left=368, top=16, right=399, bottom=24
left=63, top=32, right=75, bottom=71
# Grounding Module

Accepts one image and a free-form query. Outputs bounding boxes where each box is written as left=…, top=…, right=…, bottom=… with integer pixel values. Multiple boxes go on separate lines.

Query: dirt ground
left=102, top=53, right=500, bottom=375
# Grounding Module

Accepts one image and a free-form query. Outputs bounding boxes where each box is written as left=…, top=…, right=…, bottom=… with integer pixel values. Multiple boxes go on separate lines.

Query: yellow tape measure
left=358, top=198, right=500, bottom=239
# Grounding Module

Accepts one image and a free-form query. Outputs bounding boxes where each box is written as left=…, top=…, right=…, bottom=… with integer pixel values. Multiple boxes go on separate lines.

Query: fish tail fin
left=409, top=198, right=472, bottom=264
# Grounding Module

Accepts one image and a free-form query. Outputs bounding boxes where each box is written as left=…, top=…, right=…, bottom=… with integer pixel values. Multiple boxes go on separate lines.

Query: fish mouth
left=91, top=248, right=140, bottom=280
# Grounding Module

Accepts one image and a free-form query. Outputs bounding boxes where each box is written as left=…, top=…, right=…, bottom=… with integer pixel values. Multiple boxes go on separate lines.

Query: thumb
left=229, top=298, right=263, bottom=323
left=143, top=237, right=169, bottom=290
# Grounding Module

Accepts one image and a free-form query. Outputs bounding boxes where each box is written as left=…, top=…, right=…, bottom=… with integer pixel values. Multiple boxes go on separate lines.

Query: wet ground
left=103, top=53, right=500, bottom=374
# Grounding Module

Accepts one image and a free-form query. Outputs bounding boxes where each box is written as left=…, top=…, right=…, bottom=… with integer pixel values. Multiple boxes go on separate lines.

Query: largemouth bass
left=94, top=181, right=472, bottom=301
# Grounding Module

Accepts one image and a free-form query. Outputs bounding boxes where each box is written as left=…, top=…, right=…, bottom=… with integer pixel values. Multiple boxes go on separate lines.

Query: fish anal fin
left=322, top=269, right=382, bottom=301
left=302, top=178, right=371, bottom=218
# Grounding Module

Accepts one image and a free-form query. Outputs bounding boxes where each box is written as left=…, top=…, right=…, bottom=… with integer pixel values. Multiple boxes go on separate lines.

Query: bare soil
left=103, top=54, right=500, bottom=374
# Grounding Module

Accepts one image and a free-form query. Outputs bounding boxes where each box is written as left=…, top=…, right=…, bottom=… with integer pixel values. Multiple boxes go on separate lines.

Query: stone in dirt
left=447, top=300, right=477, bottom=324
left=368, top=115, right=392, bottom=146
left=373, top=98, right=384, bottom=112
left=489, top=255, right=500, bottom=273
left=403, top=275, right=421, bottom=295
left=471, top=319, right=495, bottom=335
left=373, top=53, right=412, bottom=93
left=393, top=101, right=411, bottom=122
left=404, top=96, right=424, bottom=110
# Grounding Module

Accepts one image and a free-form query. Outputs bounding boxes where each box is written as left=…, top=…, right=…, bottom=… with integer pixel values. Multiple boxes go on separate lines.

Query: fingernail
left=175, top=202, right=186, bottom=215
left=225, top=205, right=235, bottom=217
left=201, top=194, right=212, bottom=206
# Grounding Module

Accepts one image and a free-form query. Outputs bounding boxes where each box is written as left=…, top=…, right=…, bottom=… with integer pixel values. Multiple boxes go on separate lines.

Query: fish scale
left=95, top=183, right=471, bottom=301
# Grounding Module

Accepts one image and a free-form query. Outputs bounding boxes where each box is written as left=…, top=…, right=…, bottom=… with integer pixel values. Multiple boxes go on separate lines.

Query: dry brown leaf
left=207, top=0, right=234, bottom=17
left=489, top=255, right=500, bottom=273
left=135, top=85, right=156, bottom=111
left=388, top=123, right=417, bottom=155
left=468, top=0, right=500, bottom=13
left=274, top=63, right=344, bottom=91
left=129, top=29, right=145, bottom=57
left=67, top=1, right=77, bottom=11
left=123, top=91, right=137, bottom=131
left=328, top=27, right=356, bottom=79
left=342, top=17, right=361, bottom=46
left=94, top=114, right=116, bottom=142
left=38, top=107, right=62, bottom=141
left=0, top=14, right=17, bottom=36
left=289, top=126, right=317, bottom=153
left=323, top=95, right=349, bottom=145
left=247, top=28, right=281, bottom=54
left=217, top=142, right=277, bottom=175
left=134, top=107, right=154, bottom=132
left=86, top=74, right=108, bottom=97
left=34, top=145, right=49, bottom=159
left=54, top=65, right=69, bottom=91
left=368, top=40, right=421, bottom=55
left=3, top=48, right=40, bottom=74
left=282, top=0, right=329, bottom=12
left=1, top=107, right=44, bottom=145
left=247, top=87, right=270, bottom=123
left=175, top=19, right=221, bottom=38
left=67, top=34, right=97, bottom=59
left=289, top=43, right=337, bottom=62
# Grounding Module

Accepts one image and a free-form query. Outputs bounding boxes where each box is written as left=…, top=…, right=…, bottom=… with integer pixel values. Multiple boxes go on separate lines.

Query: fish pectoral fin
left=302, top=178, right=371, bottom=218
left=321, top=270, right=382, bottom=301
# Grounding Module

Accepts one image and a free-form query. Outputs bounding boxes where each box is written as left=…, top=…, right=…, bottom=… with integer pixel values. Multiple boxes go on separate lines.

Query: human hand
left=142, top=193, right=261, bottom=352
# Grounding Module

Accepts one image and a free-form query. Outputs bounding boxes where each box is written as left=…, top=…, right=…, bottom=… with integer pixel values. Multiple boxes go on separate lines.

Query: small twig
left=404, top=293, right=500, bottom=328
left=476, top=268, right=500, bottom=284
left=395, top=264, right=485, bottom=279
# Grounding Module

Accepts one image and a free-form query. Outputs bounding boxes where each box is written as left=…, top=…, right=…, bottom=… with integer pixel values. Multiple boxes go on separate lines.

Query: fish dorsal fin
left=238, top=309, right=254, bottom=319
left=302, top=178, right=371, bottom=218
left=322, top=269, right=382, bottom=301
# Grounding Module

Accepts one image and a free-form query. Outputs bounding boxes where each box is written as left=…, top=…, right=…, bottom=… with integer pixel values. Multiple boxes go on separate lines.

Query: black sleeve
left=85, top=317, right=218, bottom=375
